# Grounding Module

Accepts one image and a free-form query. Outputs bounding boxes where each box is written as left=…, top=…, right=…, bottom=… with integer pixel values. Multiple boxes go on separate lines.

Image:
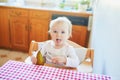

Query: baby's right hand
left=31, top=56, right=37, bottom=64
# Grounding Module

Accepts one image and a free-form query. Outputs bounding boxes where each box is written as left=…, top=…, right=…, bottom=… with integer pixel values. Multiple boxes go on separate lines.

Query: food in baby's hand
left=36, top=50, right=45, bottom=65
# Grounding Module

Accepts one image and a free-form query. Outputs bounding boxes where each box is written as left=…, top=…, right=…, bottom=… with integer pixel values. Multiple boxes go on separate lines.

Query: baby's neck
left=52, top=41, right=68, bottom=49
left=54, top=45, right=64, bottom=49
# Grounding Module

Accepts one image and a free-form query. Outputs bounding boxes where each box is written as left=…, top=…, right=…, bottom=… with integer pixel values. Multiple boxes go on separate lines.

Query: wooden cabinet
left=29, top=10, right=50, bottom=43
left=70, top=25, right=88, bottom=47
left=69, top=16, right=89, bottom=47
left=9, top=8, right=29, bottom=51
left=0, top=7, right=10, bottom=48
left=9, top=9, right=50, bottom=51
left=0, top=6, right=91, bottom=51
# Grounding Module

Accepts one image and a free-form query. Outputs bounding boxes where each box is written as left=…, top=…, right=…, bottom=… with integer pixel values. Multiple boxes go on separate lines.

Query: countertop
left=0, top=2, right=93, bottom=17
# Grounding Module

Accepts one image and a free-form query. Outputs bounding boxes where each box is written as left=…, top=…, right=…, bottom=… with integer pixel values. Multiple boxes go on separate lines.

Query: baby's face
left=50, top=23, right=69, bottom=47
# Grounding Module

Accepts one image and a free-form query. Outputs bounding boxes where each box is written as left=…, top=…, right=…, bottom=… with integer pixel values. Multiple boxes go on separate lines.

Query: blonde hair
left=49, top=17, right=72, bottom=37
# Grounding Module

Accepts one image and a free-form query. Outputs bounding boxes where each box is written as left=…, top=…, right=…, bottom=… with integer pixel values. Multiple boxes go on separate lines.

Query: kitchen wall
left=0, top=0, right=94, bottom=8
left=91, top=0, right=120, bottom=80
left=0, top=0, right=7, bottom=2
left=25, top=0, right=60, bottom=7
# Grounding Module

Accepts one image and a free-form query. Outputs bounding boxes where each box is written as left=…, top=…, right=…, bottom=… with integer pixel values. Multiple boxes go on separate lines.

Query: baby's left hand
left=52, top=56, right=67, bottom=65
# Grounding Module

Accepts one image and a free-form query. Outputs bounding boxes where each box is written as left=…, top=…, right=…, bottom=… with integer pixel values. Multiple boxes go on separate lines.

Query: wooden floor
left=0, top=49, right=29, bottom=67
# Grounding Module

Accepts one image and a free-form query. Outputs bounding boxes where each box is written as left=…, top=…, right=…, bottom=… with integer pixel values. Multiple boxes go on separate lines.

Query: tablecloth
left=0, top=60, right=111, bottom=80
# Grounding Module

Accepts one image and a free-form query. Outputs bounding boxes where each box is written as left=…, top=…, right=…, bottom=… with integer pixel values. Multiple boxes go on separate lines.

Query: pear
left=36, top=50, right=45, bottom=65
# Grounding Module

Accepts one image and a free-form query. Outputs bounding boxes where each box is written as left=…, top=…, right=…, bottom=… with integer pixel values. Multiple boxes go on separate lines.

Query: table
left=0, top=60, right=111, bottom=80
left=44, top=63, right=77, bottom=70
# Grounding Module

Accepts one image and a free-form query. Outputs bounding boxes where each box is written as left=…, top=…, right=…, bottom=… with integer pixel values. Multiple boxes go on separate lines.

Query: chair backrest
left=67, top=40, right=94, bottom=66
left=28, top=40, right=94, bottom=67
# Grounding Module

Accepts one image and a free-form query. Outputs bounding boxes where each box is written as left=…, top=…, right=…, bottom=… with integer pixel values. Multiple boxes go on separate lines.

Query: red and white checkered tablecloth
left=0, top=60, right=111, bottom=80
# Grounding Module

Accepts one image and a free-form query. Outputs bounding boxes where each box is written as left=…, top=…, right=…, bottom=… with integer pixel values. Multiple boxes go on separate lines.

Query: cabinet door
left=29, top=19, right=48, bottom=43
left=69, top=25, right=88, bottom=47
left=10, top=17, right=28, bottom=51
left=29, top=10, right=50, bottom=43
left=0, top=7, right=10, bottom=48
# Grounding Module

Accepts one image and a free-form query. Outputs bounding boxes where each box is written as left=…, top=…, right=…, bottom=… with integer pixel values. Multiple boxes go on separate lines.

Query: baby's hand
left=52, top=56, right=67, bottom=65
left=31, top=56, right=37, bottom=64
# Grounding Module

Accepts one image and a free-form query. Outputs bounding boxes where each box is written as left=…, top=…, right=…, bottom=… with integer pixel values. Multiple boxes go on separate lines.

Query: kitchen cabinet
left=0, top=5, right=92, bottom=51
left=70, top=16, right=89, bottom=47
left=70, top=25, right=88, bottom=47
left=9, top=8, right=50, bottom=51
left=29, top=10, right=50, bottom=43
left=0, top=7, right=10, bottom=48
left=9, top=8, right=29, bottom=51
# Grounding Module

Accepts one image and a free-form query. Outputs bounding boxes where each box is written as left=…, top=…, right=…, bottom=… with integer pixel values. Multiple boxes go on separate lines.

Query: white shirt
left=38, top=40, right=79, bottom=67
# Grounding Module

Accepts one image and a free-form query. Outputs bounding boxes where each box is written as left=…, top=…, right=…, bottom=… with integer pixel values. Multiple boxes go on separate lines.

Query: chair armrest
left=77, top=48, right=94, bottom=73
left=85, top=48, right=94, bottom=67
left=77, top=59, right=92, bottom=73
left=29, top=41, right=38, bottom=56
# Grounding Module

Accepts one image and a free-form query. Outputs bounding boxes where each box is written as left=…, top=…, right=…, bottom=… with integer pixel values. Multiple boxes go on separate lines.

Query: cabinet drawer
left=9, top=8, right=28, bottom=17
left=29, top=10, right=50, bottom=19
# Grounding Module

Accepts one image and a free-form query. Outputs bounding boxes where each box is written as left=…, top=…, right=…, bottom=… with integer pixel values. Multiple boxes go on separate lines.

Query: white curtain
left=91, top=0, right=120, bottom=80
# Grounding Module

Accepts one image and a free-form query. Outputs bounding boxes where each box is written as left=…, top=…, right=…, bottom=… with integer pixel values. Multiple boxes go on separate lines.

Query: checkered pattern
left=0, top=60, right=111, bottom=80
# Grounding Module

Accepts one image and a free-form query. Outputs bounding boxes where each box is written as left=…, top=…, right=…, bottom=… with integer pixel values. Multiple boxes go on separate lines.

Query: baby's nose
left=56, top=32, right=61, bottom=37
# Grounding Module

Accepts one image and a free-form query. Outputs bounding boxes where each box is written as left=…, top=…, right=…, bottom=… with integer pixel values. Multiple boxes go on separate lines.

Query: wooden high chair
left=25, top=40, right=94, bottom=73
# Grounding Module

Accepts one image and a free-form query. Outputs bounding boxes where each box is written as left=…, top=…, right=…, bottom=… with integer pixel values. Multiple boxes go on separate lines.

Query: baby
left=31, top=17, right=79, bottom=67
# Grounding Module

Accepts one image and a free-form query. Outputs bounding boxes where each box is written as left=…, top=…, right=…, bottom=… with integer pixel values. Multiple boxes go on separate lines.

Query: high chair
left=25, top=40, right=94, bottom=73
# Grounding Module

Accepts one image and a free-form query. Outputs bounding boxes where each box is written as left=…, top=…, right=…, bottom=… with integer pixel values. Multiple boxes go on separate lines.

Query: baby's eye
left=53, top=30, right=57, bottom=33
left=61, top=31, right=65, bottom=34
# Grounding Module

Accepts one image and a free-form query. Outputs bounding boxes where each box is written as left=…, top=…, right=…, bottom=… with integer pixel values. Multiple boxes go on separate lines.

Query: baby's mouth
left=56, top=39, right=61, bottom=43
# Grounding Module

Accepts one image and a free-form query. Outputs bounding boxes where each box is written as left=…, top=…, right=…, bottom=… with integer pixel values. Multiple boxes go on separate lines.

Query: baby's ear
left=68, top=34, right=72, bottom=39
left=49, top=31, right=52, bottom=36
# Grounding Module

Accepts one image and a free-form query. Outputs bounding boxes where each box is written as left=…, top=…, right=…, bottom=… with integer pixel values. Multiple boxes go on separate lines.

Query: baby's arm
left=51, top=47, right=79, bottom=67
left=52, top=56, right=67, bottom=65
left=65, top=47, right=79, bottom=67
left=31, top=56, right=37, bottom=64
left=30, top=50, right=39, bottom=64
left=30, top=42, right=45, bottom=64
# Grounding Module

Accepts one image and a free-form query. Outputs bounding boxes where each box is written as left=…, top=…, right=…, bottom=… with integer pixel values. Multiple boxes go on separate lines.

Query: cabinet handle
left=29, top=25, right=32, bottom=31
left=25, top=25, right=28, bottom=31
left=18, top=12, right=22, bottom=16
left=16, top=12, right=22, bottom=16
left=36, top=14, right=41, bottom=17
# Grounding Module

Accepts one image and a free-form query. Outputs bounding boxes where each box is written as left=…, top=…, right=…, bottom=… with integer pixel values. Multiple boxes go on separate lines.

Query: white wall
left=91, top=0, right=120, bottom=80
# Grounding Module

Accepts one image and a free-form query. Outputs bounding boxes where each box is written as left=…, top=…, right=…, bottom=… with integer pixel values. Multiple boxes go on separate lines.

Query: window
left=25, top=0, right=94, bottom=11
